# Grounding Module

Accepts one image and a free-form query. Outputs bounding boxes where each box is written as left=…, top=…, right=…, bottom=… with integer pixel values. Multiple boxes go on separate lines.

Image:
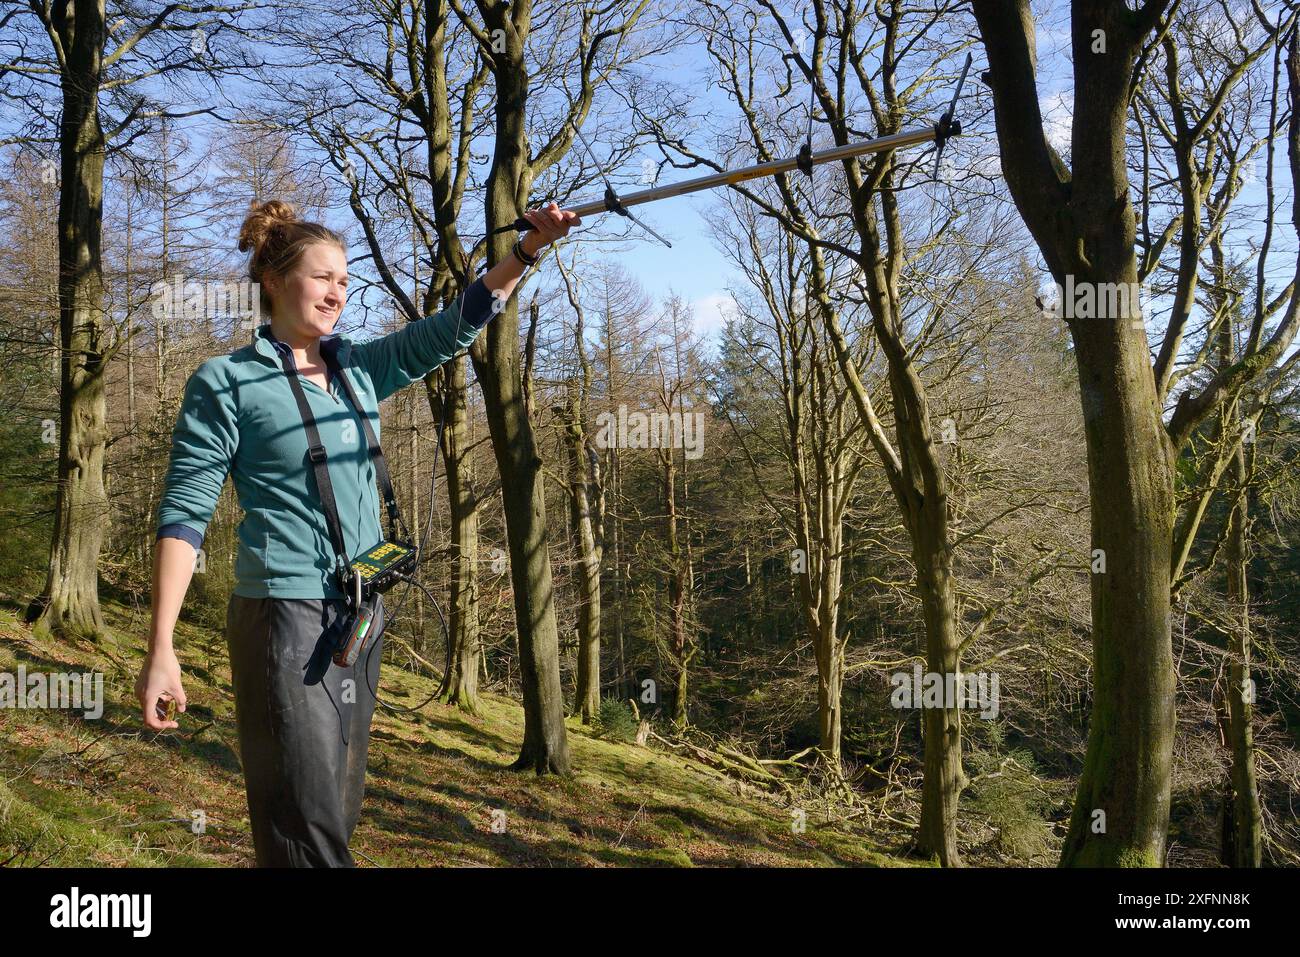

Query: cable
left=366, top=572, right=450, bottom=713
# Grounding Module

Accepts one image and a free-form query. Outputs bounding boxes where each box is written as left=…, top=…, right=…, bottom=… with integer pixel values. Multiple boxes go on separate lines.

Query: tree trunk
left=1222, top=432, right=1261, bottom=867
left=469, top=17, right=569, bottom=774
left=1054, top=270, right=1176, bottom=867
left=662, top=449, right=691, bottom=729
left=611, top=449, right=626, bottom=700
left=565, top=425, right=602, bottom=724
left=571, top=445, right=602, bottom=724
left=797, top=507, right=846, bottom=771
left=435, top=355, right=482, bottom=713
left=912, top=495, right=964, bottom=866
left=812, top=592, right=843, bottom=768
left=557, top=297, right=603, bottom=723
left=27, top=0, right=110, bottom=641
left=975, top=1, right=1178, bottom=866
left=409, top=397, right=424, bottom=634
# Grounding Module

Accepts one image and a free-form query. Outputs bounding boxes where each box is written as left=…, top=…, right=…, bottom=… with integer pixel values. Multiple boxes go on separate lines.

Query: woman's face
left=267, top=242, right=348, bottom=345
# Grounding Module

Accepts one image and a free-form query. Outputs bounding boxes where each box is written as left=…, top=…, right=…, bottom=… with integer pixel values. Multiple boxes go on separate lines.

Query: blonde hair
left=238, top=199, right=345, bottom=319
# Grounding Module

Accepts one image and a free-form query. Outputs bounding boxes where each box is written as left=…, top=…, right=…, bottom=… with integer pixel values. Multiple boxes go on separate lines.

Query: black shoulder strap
left=279, top=358, right=353, bottom=589
left=274, top=336, right=412, bottom=595
left=321, top=348, right=407, bottom=542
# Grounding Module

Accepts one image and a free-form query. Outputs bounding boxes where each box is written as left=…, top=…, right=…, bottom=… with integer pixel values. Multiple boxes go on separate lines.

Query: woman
left=135, top=198, right=579, bottom=867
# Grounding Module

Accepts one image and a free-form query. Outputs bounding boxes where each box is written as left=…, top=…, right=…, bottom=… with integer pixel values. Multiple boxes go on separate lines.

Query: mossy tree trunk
left=27, top=0, right=111, bottom=642
left=433, top=354, right=482, bottom=714
left=979, top=0, right=1300, bottom=866
left=467, top=3, right=570, bottom=774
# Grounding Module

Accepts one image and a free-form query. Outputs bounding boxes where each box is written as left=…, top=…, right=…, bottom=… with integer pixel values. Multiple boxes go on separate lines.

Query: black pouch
left=303, top=593, right=387, bottom=685
left=332, top=591, right=385, bottom=668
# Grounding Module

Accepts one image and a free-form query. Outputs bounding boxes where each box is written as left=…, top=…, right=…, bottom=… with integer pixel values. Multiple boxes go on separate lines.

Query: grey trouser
left=225, top=593, right=385, bottom=867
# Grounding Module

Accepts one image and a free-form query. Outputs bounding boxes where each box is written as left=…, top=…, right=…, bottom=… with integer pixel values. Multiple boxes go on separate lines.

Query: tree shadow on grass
left=360, top=777, right=655, bottom=866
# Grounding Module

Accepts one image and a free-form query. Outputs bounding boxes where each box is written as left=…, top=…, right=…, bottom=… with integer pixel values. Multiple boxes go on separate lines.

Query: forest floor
left=0, top=588, right=917, bottom=868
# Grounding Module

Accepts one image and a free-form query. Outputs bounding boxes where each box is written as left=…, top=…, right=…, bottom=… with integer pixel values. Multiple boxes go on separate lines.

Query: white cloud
left=691, top=292, right=736, bottom=340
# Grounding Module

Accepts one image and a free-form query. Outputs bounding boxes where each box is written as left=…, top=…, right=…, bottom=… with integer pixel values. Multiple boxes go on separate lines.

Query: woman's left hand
left=521, top=202, right=581, bottom=256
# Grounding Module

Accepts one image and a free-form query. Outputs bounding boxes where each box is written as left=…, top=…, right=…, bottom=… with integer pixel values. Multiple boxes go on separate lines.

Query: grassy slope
left=0, top=591, right=915, bottom=868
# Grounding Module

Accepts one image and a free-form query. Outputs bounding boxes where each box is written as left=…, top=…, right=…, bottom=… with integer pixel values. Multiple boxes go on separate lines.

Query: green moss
left=1113, top=846, right=1161, bottom=868
left=0, top=778, right=174, bottom=867
left=589, top=844, right=693, bottom=867
left=650, top=812, right=692, bottom=837
left=639, top=846, right=694, bottom=867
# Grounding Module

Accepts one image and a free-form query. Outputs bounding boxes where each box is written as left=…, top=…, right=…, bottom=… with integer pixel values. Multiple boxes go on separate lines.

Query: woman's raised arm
left=356, top=202, right=580, bottom=401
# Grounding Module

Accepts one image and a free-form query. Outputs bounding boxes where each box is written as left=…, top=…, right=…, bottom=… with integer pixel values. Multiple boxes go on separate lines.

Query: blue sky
left=7, top=1, right=1292, bottom=361
left=524, top=4, right=1296, bottom=367
left=529, top=34, right=750, bottom=349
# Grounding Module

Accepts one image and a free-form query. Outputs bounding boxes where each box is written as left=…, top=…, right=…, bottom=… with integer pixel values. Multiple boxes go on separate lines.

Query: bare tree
left=672, top=0, right=1030, bottom=864
left=973, top=0, right=1300, bottom=864
left=712, top=201, right=870, bottom=772
left=3, top=0, right=263, bottom=639
left=552, top=252, right=605, bottom=723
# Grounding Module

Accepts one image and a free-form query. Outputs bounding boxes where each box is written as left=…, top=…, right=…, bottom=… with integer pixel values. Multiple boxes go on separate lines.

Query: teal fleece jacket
left=156, top=281, right=493, bottom=599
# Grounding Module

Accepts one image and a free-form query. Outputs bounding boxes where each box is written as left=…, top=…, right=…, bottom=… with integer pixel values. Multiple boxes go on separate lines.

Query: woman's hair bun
left=237, top=199, right=346, bottom=319
left=238, top=199, right=301, bottom=255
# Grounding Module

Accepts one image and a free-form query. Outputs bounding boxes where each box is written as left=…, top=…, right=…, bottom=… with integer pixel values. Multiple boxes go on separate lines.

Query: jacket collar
left=252, top=323, right=352, bottom=367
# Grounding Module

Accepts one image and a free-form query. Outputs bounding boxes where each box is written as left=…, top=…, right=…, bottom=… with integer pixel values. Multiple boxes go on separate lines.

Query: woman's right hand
left=136, top=647, right=187, bottom=731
